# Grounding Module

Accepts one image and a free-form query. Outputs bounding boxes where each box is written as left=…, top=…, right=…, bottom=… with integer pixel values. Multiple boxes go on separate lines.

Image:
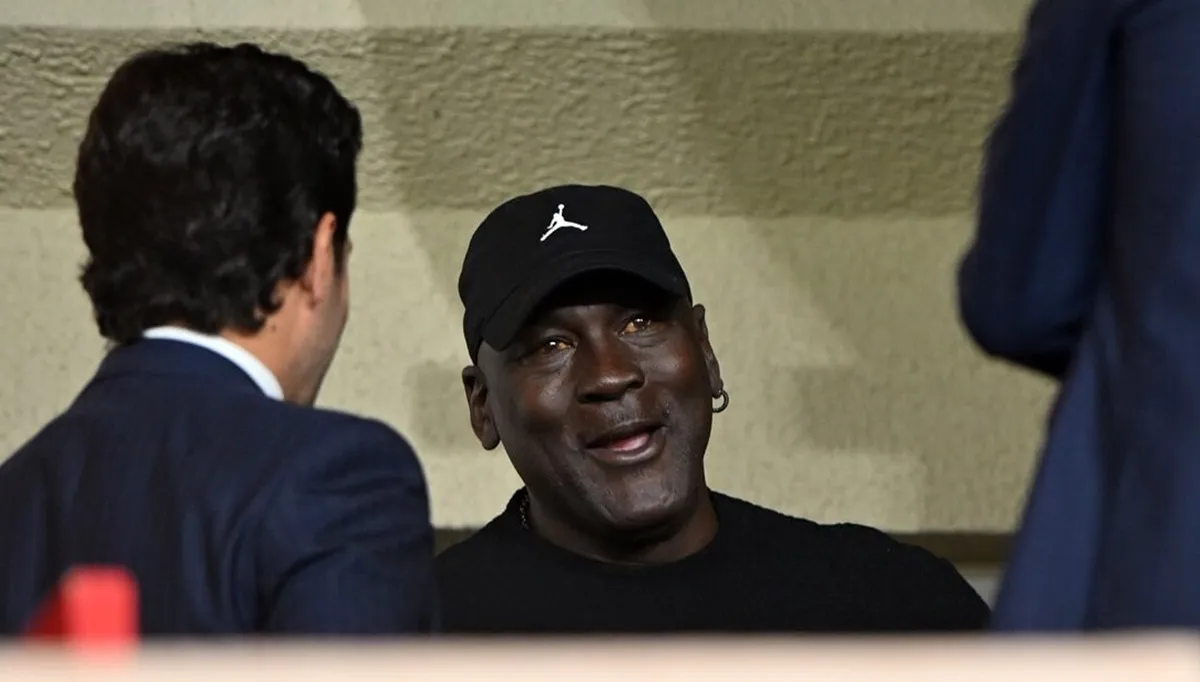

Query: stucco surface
left=0, top=1, right=1054, bottom=531
left=1, top=27, right=1019, bottom=216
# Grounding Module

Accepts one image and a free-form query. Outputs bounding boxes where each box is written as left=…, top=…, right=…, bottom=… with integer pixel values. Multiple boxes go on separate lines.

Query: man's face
left=465, top=271, right=723, bottom=540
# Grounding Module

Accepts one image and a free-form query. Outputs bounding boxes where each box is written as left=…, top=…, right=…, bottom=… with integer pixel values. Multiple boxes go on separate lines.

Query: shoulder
left=716, top=493, right=946, bottom=568
left=817, top=521, right=952, bottom=571
left=250, top=406, right=429, bottom=528
left=262, top=400, right=408, bottom=444
left=90, top=377, right=420, bottom=477
left=730, top=494, right=958, bottom=583
left=714, top=495, right=926, bottom=559
left=266, top=404, right=423, bottom=478
left=255, top=409, right=432, bottom=553
left=436, top=512, right=523, bottom=587
left=434, top=513, right=533, bottom=629
left=819, top=523, right=991, bottom=630
left=716, top=493, right=990, bottom=629
left=712, top=493, right=824, bottom=538
left=437, top=518, right=510, bottom=571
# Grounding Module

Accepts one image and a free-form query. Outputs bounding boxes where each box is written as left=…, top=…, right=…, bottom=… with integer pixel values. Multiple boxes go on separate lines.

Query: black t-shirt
left=436, top=490, right=991, bottom=633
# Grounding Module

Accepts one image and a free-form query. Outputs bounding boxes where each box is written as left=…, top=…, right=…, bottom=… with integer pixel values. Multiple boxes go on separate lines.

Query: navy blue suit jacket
left=960, top=0, right=1200, bottom=628
left=0, top=339, right=437, bottom=635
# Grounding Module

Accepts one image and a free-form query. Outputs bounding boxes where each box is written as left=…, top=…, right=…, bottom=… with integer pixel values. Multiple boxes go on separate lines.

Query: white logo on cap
left=540, top=204, right=589, bottom=242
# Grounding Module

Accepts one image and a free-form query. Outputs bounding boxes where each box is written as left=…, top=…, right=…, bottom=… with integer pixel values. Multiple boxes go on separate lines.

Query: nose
left=575, top=336, right=645, bottom=403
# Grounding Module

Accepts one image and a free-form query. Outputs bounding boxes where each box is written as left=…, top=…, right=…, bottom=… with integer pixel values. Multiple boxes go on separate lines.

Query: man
left=437, top=184, right=989, bottom=633
left=0, top=42, right=437, bottom=635
left=958, top=0, right=1200, bottom=629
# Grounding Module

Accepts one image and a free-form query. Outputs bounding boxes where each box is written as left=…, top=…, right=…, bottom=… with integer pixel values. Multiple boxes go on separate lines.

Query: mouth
left=583, top=420, right=665, bottom=466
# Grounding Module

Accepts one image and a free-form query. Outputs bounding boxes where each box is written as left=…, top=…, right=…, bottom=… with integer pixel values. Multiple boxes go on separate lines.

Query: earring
left=712, top=388, right=729, bottom=414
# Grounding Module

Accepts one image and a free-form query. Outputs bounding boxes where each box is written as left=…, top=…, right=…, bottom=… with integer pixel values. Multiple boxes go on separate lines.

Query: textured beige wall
left=0, top=0, right=1053, bottom=531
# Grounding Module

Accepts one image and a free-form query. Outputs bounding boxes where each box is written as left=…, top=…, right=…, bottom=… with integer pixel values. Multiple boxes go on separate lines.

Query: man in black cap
left=437, top=184, right=989, bottom=633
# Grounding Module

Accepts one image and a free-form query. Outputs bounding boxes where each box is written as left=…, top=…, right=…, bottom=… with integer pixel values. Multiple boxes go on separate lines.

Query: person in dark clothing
left=959, top=0, right=1200, bottom=630
left=438, top=184, right=990, bottom=634
left=0, top=42, right=436, bottom=635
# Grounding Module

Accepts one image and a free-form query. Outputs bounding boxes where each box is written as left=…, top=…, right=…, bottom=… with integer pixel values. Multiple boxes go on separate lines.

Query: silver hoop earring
left=712, top=388, right=729, bottom=414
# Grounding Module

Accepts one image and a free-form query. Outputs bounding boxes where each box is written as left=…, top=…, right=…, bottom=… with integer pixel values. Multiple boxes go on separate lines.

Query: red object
left=25, top=567, right=138, bottom=645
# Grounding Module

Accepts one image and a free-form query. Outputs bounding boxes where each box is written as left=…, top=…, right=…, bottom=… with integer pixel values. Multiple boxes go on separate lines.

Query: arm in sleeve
left=957, top=0, right=1115, bottom=378
left=256, top=421, right=438, bottom=634
left=1077, top=0, right=1200, bottom=625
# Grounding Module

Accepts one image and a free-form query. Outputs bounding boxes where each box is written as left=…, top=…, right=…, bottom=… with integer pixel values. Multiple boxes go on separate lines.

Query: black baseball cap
left=458, top=184, right=692, bottom=361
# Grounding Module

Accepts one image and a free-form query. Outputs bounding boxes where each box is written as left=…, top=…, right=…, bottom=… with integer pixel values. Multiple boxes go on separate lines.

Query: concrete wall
left=0, top=0, right=1053, bottom=533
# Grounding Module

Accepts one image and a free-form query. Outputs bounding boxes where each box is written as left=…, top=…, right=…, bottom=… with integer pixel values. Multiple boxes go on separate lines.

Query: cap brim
left=480, top=249, right=690, bottom=353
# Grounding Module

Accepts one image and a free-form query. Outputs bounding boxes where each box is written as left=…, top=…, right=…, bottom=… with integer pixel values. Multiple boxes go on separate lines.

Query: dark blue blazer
left=959, top=0, right=1200, bottom=628
left=0, top=339, right=437, bottom=635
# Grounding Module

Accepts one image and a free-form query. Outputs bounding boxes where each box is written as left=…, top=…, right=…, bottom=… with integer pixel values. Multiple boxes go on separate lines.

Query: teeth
left=590, top=427, right=657, bottom=451
left=607, top=432, right=650, bottom=452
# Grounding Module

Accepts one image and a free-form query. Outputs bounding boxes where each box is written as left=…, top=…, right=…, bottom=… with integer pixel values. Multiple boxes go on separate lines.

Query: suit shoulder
left=259, top=403, right=421, bottom=476
left=314, top=409, right=412, bottom=448
left=268, top=401, right=411, bottom=448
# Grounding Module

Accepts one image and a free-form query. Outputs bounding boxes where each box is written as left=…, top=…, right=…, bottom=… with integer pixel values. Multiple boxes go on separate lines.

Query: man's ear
left=692, top=304, right=724, bottom=398
left=298, top=212, right=339, bottom=306
left=462, top=365, right=500, bottom=450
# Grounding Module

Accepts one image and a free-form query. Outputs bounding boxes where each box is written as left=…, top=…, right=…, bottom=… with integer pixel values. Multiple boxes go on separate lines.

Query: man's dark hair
left=74, top=41, right=362, bottom=344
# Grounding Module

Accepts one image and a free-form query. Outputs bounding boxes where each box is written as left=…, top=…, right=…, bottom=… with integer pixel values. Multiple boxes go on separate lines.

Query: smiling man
left=437, top=184, right=989, bottom=634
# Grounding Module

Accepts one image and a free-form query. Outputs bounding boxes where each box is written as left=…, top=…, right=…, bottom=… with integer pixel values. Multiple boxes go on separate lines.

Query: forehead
left=525, top=270, right=680, bottom=326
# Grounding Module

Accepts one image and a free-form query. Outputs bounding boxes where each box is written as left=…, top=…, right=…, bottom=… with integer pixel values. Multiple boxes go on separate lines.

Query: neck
left=216, top=326, right=306, bottom=403
left=525, top=489, right=719, bottom=565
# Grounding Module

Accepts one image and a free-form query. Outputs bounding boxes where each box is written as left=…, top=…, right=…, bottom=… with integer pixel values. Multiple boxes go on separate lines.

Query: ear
left=298, top=212, right=339, bottom=306
left=691, top=304, right=724, bottom=398
left=462, top=365, right=500, bottom=450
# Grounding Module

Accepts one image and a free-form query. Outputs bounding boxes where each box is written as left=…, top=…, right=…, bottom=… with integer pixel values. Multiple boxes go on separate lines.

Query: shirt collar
left=141, top=326, right=284, bottom=400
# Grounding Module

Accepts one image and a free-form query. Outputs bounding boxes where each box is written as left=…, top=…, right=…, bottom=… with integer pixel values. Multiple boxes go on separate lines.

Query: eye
left=620, top=315, right=654, bottom=334
left=535, top=337, right=571, bottom=355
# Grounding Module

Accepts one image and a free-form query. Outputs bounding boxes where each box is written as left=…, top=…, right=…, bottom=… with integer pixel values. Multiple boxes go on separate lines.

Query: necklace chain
left=518, top=489, right=532, bottom=530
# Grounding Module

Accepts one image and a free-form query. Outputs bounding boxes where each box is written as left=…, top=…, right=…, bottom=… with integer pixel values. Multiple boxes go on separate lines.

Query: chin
left=604, top=482, right=697, bottom=532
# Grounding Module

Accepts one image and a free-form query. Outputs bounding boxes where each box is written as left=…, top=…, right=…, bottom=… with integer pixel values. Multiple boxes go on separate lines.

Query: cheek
left=646, top=344, right=713, bottom=431
left=645, top=339, right=708, bottom=392
left=492, top=381, right=584, bottom=488
left=492, top=377, right=572, bottom=441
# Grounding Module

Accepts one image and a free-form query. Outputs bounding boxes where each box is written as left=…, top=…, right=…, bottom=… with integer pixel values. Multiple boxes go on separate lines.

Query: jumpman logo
left=540, top=204, right=589, bottom=242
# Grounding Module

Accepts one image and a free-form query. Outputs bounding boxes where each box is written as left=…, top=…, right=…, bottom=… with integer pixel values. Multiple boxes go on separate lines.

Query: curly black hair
left=74, top=42, right=363, bottom=344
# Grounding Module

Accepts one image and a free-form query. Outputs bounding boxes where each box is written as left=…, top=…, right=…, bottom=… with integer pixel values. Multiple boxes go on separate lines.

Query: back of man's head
left=74, top=42, right=362, bottom=344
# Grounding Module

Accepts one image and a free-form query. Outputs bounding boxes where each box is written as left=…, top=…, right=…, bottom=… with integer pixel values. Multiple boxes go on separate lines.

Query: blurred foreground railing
left=2, top=634, right=1198, bottom=682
